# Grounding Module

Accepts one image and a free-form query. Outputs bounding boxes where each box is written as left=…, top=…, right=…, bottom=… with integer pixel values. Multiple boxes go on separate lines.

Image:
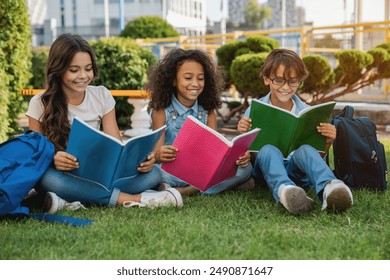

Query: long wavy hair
left=40, top=33, right=99, bottom=151
left=146, top=49, right=224, bottom=112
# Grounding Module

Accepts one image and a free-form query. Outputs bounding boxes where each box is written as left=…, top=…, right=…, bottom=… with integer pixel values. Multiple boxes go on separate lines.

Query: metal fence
left=34, top=20, right=390, bottom=102
left=135, top=21, right=390, bottom=103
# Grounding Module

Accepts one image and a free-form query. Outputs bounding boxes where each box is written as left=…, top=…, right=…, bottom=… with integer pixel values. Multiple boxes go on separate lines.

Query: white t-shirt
left=26, top=85, right=116, bottom=130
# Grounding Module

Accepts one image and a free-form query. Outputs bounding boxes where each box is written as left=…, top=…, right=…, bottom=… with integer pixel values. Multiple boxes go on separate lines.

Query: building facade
left=27, top=0, right=207, bottom=46
left=227, top=0, right=248, bottom=27
left=263, top=0, right=305, bottom=29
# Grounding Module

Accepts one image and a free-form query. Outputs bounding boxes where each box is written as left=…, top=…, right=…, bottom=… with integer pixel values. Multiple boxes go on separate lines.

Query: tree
left=0, top=0, right=32, bottom=137
left=301, top=44, right=390, bottom=105
left=242, top=0, right=271, bottom=29
left=120, top=16, right=180, bottom=39
left=218, top=39, right=390, bottom=120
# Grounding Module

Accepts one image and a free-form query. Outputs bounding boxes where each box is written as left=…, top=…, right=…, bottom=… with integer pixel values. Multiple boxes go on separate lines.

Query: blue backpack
left=0, top=131, right=93, bottom=226
left=0, top=131, right=54, bottom=217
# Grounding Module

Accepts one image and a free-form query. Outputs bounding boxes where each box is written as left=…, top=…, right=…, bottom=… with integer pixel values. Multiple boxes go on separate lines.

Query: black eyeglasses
left=269, top=77, right=302, bottom=87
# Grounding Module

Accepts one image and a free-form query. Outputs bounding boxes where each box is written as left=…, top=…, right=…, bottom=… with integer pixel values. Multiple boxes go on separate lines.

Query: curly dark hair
left=40, top=33, right=99, bottom=151
left=146, top=48, right=225, bottom=112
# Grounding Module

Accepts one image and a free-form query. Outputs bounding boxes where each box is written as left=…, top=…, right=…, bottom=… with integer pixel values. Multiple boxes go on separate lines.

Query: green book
left=248, top=99, right=336, bottom=157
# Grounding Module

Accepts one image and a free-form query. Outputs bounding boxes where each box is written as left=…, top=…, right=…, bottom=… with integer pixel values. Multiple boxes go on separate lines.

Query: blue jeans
left=37, top=166, right=162, bottom=206
left=252, top=144, right=335, bottom=202
left=158, top=164, right=252, bottom=195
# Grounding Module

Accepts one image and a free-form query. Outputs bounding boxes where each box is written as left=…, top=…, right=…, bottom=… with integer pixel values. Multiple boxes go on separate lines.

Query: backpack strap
left=31, top=213, right=93, bottom=227
left=335, top=105, right=354, bottom=119
left=331, top=105, right=355, bottom=129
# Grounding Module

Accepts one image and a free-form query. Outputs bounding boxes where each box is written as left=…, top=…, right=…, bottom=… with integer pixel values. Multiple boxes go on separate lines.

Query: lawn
left=1, top=139, right=389, bottom=260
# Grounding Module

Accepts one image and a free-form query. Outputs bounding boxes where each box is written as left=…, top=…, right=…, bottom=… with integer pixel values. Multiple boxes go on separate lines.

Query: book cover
left=66, top=117, right=166, bottom=188
left=161, top=116, right=260, bottom=192
left=248, top=99, right=336, bottom=157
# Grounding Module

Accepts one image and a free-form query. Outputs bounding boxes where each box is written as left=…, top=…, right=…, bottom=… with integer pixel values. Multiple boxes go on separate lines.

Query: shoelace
left=64, top=201, right=87, bottom=211
left=122, top=201, right=146, bottom=208
left=122, top=198, right=160, bottom=208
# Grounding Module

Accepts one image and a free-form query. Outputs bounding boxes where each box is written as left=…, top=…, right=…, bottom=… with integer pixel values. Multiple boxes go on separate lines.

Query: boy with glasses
left=237, top=49, right=353, bottom=214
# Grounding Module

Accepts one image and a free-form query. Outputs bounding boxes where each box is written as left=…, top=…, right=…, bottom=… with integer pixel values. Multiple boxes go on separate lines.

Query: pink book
left=161, top=116, right=260, bottom=192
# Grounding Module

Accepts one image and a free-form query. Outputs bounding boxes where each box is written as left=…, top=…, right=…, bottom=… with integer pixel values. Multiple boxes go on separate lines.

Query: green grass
left=1, top=140, right=389, bottom=260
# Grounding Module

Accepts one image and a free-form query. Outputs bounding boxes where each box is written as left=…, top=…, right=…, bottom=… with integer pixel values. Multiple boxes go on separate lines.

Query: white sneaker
left=278, top=185, right=314, bottom=214
left=123, top=188, right=183, bottom=208
left=322, top=179, right=353, bottom=212
left=44, top=192, right=86, bottom=214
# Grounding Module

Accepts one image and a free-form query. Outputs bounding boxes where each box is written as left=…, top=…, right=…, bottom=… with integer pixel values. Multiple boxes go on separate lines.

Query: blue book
left=66, top=117, right=166, bottom=188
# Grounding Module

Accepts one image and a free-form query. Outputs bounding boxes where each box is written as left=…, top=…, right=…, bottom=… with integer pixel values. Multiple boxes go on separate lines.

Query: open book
left=161, top=116, right=260, bottom=192
left=66, top=117, right=166, bottom=188
left=249, top=99, right=336, bottom=157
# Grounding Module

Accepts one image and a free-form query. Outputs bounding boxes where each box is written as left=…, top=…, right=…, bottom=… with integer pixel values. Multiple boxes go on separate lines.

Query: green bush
left=230, top=53, right=268, bottom=98
left=216, top=35, right=279, bottom=88
left=302, top=54, right=334, bottom=94
left=0, top=0, right=32, bottom=137
left=120, top=16, right=180, bottom=39
left=245, top=36, right=279, bottom=53
left=28, top=46, right=49, bottom=89
left=215, top=40, right=246, bottom=87
left=0, top=49, right=10, bottom=142
left=90, top=37, right=157, bottom=128
left=335, top=50, right=373, bottom=85
left=369, top=43, right=390, bottom=78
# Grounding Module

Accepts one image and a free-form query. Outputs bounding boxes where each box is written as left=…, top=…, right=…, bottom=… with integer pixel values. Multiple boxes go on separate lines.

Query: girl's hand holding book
left=138, top=152, right=156, bottom=173
left=156, top=145, right=178, bottom=163
left=54, top=151, right=79, bottom=171
left=236, top=151, right=251, bottom=168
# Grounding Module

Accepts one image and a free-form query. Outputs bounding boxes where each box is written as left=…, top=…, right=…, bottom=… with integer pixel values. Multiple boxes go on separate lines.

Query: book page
left=291, top=102, right=335, bottom=153
left=248, top=99, right=297, bottom=155
left=66, top=117, right=123, bottom=187
left=210, top=128, right=260, bottom=187
left=112, top=125, right=166, bottom=187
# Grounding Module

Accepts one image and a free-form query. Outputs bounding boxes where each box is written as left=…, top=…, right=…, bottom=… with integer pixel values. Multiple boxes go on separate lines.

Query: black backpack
left=331, top=105, right=388, bottom=191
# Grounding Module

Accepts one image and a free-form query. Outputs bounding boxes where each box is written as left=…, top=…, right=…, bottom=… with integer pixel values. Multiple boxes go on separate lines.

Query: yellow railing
left=135, top=21, right=390, bottom=102
left=136, top=21, right=390, bottom=57
left=20, top=89, right=149, bottom=99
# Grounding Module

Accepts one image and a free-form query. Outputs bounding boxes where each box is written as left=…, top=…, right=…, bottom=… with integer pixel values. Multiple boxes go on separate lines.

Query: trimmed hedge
left=120, top=16, right=180, bottom=39
left=0, top=0, right=32, bottom=137
left=90, top=37, right=157, bottom=128
left=0, top=49, right=10, bottom=142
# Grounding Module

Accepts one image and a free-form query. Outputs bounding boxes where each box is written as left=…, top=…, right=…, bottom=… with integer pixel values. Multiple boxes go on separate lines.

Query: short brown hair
left=260, top=49, right=308, bottom=81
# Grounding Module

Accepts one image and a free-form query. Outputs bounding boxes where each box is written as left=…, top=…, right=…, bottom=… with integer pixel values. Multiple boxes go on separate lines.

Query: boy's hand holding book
left=237, top=117, right=252, bottom=133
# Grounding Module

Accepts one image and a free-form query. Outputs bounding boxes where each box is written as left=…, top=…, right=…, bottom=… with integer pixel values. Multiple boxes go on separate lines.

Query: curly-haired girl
left=146, top=48, right=255, bottom=196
